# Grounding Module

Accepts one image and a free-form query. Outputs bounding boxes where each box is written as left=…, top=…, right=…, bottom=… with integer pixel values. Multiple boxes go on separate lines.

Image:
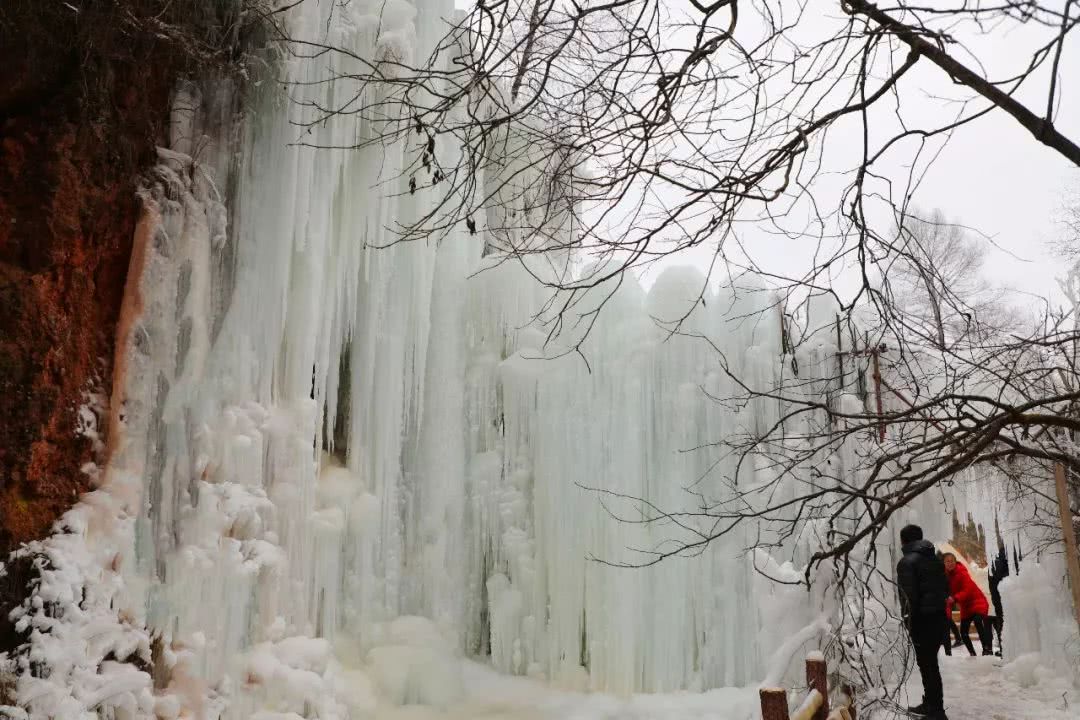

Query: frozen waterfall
left=7, top=2, right=1074, bottom=719
left=128, top=0, right=816, bottom=692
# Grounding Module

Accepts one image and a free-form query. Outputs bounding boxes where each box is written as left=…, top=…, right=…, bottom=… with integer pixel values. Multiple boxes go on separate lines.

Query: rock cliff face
left=0, top=1, right=239, bottom=652
left=0, top=0, right=260, bottom=553
left=0, top=3, right=180, bottom=556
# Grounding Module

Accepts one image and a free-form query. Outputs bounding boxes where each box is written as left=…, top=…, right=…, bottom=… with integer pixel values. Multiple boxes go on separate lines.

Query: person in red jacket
left=936, top=551, right=964, bottom=656
left=943, top=553, right=993, bottom=656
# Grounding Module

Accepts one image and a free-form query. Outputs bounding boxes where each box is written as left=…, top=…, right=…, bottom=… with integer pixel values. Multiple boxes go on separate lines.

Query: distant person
left=942, top=552, right=993, bottom=656
left=988, top=546, right=1008, bottom=656
left=897, top=524, right=950, bottom=719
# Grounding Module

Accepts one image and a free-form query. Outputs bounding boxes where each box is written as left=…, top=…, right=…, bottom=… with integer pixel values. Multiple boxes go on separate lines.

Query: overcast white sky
left=915, top=78, right=1078, bottom=303
left=907, top=10, right=1079, bottom=305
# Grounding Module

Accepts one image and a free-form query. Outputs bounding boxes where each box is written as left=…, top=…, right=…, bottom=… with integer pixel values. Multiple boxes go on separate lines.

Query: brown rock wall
left=0, top=2, right=182, bottom=556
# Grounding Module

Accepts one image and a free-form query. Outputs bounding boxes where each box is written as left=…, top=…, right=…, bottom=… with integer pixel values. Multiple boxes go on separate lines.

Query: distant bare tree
left=1056, top=183, right=1080, bottom=261
left=887, top=209, right=1020, bottom=350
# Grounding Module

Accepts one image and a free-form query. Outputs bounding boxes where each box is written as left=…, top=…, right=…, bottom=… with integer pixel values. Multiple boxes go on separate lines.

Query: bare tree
left=267, top=0, right=1079, bottom=285
left=888, top=208, right=1021, bottom=350
left=252, top=0, right=1080, bottom=370
left=1056, top=182, right=1080, bottom=260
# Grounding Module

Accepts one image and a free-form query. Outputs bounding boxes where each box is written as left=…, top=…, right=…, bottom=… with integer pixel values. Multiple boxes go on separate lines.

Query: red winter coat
left=946, top=562, right=989, bottom=619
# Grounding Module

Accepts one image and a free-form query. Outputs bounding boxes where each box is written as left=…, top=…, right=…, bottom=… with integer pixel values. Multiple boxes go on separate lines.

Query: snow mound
left=366, top=617, right=465, bottom=709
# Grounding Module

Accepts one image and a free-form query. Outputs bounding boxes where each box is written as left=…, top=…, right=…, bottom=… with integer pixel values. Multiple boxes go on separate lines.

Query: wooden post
left=760, top=688, right=791, bottom=720
left=1053, top=462, right=1080, bottom=633
left=806, top=656, right=829, bottom=720
left=870, top=349, right=885, bottom=442
left=150, top=632, right=169, bottom=690
left=835, top=315, right=845, bottom=425
left=779, top=303, right=791, bottom=356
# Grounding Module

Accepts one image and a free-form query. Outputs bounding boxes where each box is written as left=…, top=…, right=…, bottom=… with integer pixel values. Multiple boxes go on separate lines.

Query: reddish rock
left=0, top=2, right=190, bottom=556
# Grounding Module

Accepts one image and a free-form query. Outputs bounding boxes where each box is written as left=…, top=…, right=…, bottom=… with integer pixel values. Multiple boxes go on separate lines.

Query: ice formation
left=1, top=1, right=1076, bottom=718
left=0, top=4, right=815, bottom=716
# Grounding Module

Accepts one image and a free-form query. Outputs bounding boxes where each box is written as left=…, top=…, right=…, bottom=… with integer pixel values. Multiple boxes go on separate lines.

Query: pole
left=1053, top=462, right=1080, bottom=633
left=835, top=315, right=845, bottom=394
left=760, top=688, right=791, bottom=720
left=871, top=349, right=885, bottom=442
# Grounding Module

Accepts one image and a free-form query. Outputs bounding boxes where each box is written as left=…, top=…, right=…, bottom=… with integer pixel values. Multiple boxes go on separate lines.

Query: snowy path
left=903, top=654, right=1077, bottom=720
left=371, top=654, right=1076, bottom=720
left=381, top=663, right=761, bottom=720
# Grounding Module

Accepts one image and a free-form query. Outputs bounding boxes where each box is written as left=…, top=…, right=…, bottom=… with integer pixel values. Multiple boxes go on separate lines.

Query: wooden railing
left=759, top=654, right=856, bottom=720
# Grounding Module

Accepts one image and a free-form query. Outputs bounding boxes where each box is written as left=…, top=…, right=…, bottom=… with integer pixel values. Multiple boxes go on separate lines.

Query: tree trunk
left=1053, top=463, right=1080, bottom=633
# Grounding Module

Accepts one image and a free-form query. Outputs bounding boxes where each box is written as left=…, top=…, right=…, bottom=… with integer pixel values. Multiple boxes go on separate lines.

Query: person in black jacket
left=897, top=524, right=950, bottom=720
left=988, top=545, right=1008, bottom=655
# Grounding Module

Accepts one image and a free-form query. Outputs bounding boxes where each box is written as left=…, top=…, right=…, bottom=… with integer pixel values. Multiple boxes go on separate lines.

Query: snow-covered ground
left=368, top=649, right=1079, bottom=720
left=393, top=653, right=1077, bottom=720
left=240, top=633, right=1078, bottom=720
left=375, top=662, right=760, bottom=720
left=902, top=654, right=1077, bottom=720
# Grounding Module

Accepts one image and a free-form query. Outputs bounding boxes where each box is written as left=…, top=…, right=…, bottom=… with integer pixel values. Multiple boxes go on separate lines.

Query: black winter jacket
left=989, top=546, right=1009, bottom=616
left=896, top=539, right=949, bottom=619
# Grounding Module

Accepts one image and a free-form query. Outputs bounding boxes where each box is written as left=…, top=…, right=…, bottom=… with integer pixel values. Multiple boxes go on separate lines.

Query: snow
left=2, top=500, right=156, bottom=719
left=792, top=689, right=823, bottom=720
left=997, top=556, right=1080, bottom=680
left=761, top=614, right=833, bottom=688
left=900, top=654, right=1077, bottom=720
left=375, top=661, right=762, bottom=720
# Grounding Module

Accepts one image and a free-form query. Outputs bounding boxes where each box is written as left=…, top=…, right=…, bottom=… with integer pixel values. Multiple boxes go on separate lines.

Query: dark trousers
left=943, top=617, right=962, bottom=656
left=991, top=615, right=1003, bottom=651
left=909, top=614, right=945, bottom=711
left=960, top=613, right=993, bottom=655
left=991, top=597, right=1004, bottom=654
